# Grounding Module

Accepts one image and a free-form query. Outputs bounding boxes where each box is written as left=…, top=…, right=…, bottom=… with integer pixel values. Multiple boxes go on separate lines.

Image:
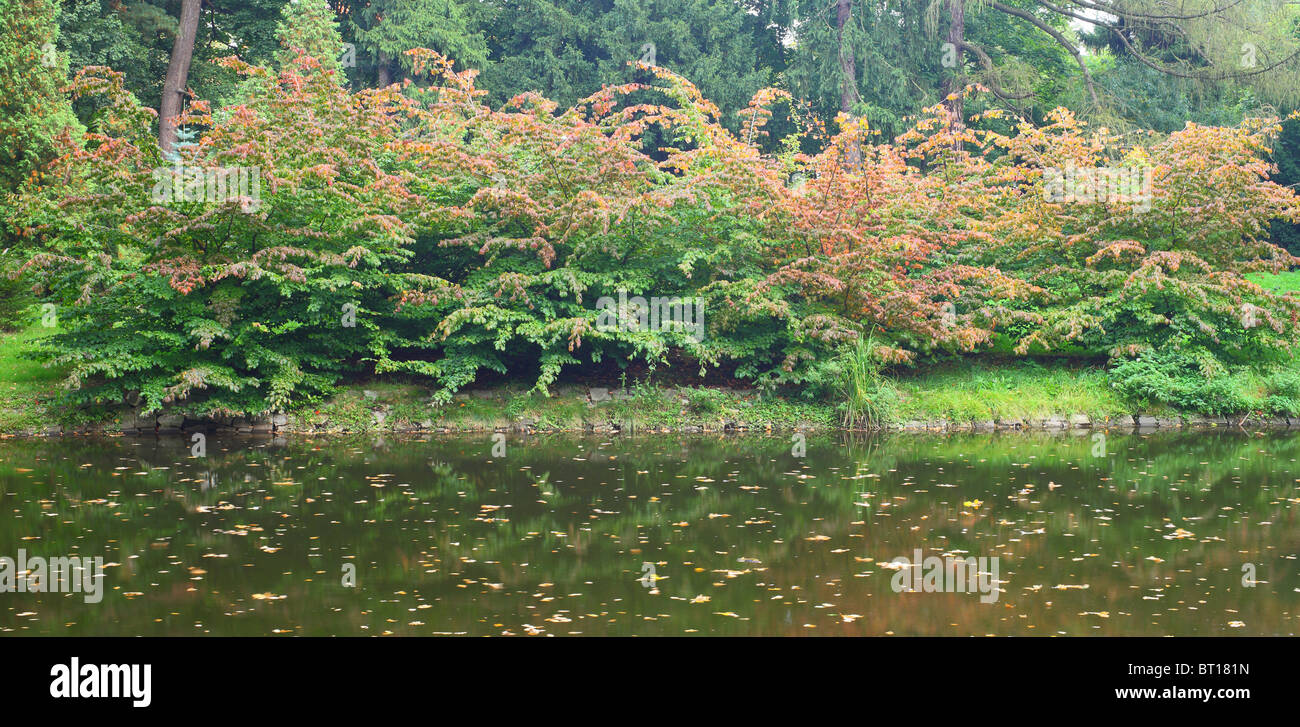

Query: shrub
left=11, top=31, right=1300, bottom=419
left=1108, top=344, right=1259, bottom=414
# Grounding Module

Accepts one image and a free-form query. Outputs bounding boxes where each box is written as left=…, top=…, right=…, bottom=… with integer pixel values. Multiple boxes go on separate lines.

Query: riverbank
left=3, top=319, right=1294, bottom=436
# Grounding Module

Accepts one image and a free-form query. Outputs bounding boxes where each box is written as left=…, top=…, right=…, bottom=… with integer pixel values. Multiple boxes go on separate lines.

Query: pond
left=0, top=431, right=1296, bottom=636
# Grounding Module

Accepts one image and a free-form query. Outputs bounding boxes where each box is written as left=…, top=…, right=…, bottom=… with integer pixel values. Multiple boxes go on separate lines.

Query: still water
left=0, top=431, right=1296, bottom=636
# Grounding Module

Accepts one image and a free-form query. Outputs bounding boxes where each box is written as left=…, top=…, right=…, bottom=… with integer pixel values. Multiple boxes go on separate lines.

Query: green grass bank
left=6, top=269, right=1300, bottom=436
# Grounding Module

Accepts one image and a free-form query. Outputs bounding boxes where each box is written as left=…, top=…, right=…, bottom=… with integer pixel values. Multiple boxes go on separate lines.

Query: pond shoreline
left=1, top=388, right=1291, bottom=439
left=2, top=355, right=1292, bottom=437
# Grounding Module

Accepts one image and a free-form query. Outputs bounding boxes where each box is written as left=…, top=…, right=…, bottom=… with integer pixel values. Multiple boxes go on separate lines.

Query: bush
left=11, top=25, right=1300, bottom=419
left=1263, top=366, right=1300, bottom=415
left=1109, top=345, right=1259, bottom=414
left=681, top=387, right=728, bottom=416
left=0, top=266, right=33, bottom=332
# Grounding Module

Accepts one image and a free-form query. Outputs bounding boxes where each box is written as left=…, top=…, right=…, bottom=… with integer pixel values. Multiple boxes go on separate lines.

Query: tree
left=1063, top=0, right=1300, bottom=106
left=836, top=0, right=858, bottom=114
left=0, top=0, right=82, bottom=193
left=786, top=1, right=943, bottom=139
left=347, top=0, right=488, bottom=86
left=790, top=1, right=1300, bottom=141
left=159, top=0, right=202, bottom=154
left=274, top=0, right=346, bottom=78
left=478, top=0, right=776, bottom=129
left=58, top=0, right=291, bottom=118
left=0, top=0, right=82, bottom=329
left=58, top=0, right=168, bottom=116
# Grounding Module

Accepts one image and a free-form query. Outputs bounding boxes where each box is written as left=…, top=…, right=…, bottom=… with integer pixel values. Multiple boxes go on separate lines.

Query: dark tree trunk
left=836, top=0, right=861, bottom=165
left=836, top=0, right=857, bottom=114
left=942, top=0, right=966, bottom=148
left=377, top=51, right=391, bottom=87
left=159, top=0, right=202, bottom=155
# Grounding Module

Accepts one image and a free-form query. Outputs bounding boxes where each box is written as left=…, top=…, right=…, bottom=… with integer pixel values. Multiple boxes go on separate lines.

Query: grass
left=604, top=384, right=835, bottom=430
left=0, top=321, right=67, bottom=433
left=838, top=336, right=900, bottom=428
left=1246, top=270, right=1300, bottom=295
left=281, top=381, right=835, bottom=433
left=890, top=358, right=1134, bottom=423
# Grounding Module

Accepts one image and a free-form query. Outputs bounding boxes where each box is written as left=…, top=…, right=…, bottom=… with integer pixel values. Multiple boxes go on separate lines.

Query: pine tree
left=351, top=0, right=488, bottom=85
left=275, top=0, right=347, bottom=79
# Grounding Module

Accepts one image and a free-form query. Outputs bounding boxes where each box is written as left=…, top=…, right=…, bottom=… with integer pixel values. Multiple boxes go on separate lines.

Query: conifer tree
left=275, top=0, right=346, bottom=79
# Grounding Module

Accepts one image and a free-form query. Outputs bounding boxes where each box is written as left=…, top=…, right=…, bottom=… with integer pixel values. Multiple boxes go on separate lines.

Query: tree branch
left=989, top=1, right=1100, bottom=106
left=958, top=40, right=1036, bottom=102
left=1034, top=0, right=1300, bottom=82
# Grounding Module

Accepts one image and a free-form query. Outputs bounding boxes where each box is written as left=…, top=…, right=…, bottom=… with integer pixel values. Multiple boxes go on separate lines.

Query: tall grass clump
left=837, top=334, right=900, bottom=429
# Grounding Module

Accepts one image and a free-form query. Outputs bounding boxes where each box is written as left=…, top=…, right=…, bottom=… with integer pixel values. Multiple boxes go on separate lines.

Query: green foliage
left=1091, top=58, right=1262, bottom=134
left=477, top=0, right=776, bottom=131
left=12, top=20, right=398, bottom=416
left=349, top=0, right=487, bottom=78
left=56, top=0, right=166, bottom=116
left=1262, top=366, right=1300, bottom=416
left=0, top=0, right=83, bottom=194
left=681, top=386, right=728, bottom=416
left=275, top=0, right=345, bottom=78
left=783, top=0, right=942, bottom=138
left=11, top=5, right=1300, bottom=424
left=1108, top=345, right=1258, bottom=415
left=0, top=261, right=34, bottom=332
left=1267, top=119, right=1300, bottom=255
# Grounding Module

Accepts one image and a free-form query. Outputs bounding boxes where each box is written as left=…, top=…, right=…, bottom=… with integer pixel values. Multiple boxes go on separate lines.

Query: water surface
left=1, top=431, right=1296, bottom=636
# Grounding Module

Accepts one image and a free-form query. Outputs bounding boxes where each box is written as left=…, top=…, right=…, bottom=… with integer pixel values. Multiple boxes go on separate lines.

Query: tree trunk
left=836, top=0, right=857, bottom=114
left=942, top=0, right=965, bottom=150
left=836, top=0, right=861, bottom=166
left=159, top=0, right=202, bottom=155
left=377, top=51, right=391, bottom=87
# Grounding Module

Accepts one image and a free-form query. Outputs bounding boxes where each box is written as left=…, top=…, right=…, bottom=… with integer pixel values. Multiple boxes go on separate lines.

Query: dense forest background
left=22, top=3, right=1300, bottom=162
